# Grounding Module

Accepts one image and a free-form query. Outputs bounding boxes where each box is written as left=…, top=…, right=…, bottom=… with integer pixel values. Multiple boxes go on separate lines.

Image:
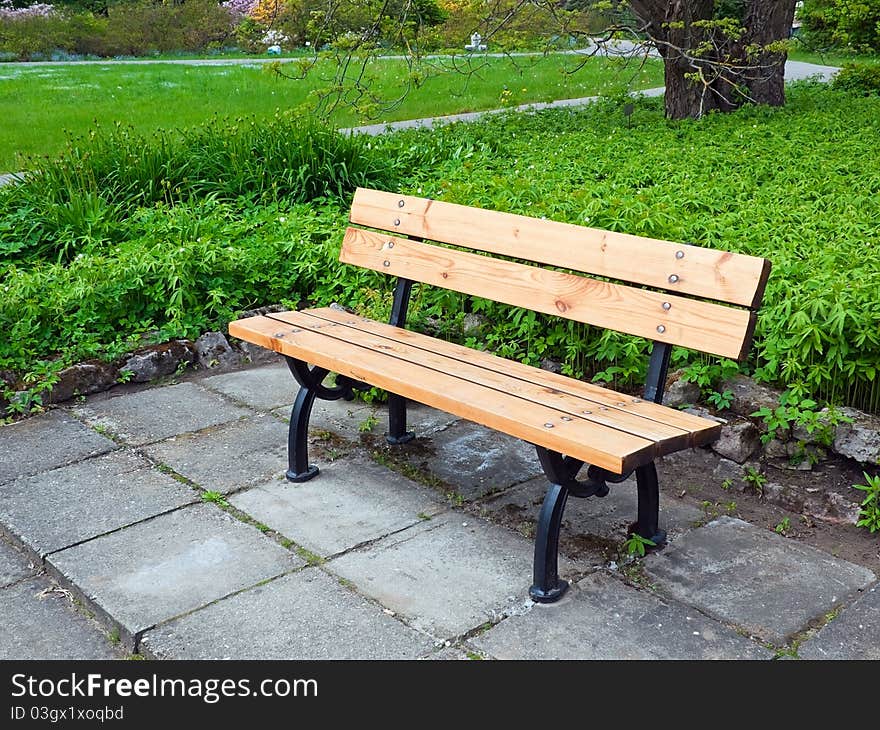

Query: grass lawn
left=787, top=43, right=880, bottom=67
left=0, top=53, right=662, bottom=172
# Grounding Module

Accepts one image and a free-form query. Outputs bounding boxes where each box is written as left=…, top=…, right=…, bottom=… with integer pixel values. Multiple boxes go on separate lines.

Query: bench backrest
left=343, top=188, right=771, bottom=361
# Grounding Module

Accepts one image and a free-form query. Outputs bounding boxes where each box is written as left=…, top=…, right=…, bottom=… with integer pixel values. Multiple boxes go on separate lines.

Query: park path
left=0, top=41, right=655, bottom=67
left=347, top=59, right=838, bottom=135
left=0, top=47, right=840, bottom=81
left=0, top=47, right=636, bottom=68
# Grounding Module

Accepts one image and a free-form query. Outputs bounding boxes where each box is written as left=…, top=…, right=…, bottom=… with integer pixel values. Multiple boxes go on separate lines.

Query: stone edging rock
left=662, top=371, right=880, bottom=467
left=0, top=305, right=285, bottom=411
left=661, top=371, right=879, bottom=527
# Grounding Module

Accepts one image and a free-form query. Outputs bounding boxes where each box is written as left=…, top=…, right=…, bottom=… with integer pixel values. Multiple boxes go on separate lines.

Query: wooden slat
left=341, top=227, right=755, bottom=360
left=350, top=188, right=772, bottom=309
left=298, top=306, right=722, bottom=439
left=229, top=315, right=661, bottom=473
left=269, top=309, right=715, bottom=451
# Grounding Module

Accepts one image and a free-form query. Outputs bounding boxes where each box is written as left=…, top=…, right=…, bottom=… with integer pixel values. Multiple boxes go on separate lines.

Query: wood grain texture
left=350, top=188, right=772, bottom=308
left=272, top=309, right=704, bottom=449
left=340, top=227, right=754, bottom=360
left=230, top=315, right=655, bottom=472
left=295, top=307, right=722, bottom=440
left=229, top=310, right=723, bottom=472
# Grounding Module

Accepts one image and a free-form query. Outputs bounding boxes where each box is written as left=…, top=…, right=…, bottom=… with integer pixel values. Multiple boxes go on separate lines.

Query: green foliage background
left=1, top=82, right=879, bottom=415
left=802, top=0, right=880, bottom=53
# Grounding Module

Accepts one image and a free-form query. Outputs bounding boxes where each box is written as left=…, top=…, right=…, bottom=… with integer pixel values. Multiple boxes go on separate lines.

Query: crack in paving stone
left=139, top=568, right=437, bottom=659
left=134, top=567, right=311, bottom=654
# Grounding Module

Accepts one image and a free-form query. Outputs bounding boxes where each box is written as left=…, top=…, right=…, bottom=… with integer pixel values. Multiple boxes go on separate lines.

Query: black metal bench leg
left=633, top=462, right=667, bottom=546
left=529, top=483, right=570, bottom=603
left=286, top=385, right=320, bottom=482
left=284, top=357, right=352, bottom=484
left=386, top=393, right=415, bottom=445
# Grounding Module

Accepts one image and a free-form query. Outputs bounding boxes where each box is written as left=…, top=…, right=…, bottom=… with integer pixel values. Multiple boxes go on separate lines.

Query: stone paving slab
left=406, top=420, right=543, bottom=501
left=326, top=513, right=582, bottom=639
left=0, top=537, right=36, bottom=588
left=0, top=410, right=116, bottom=485
left=272, top=399, right=375, bottom=441
left=272, top=398, right=458, bottom=442
left=202, top=364, right=296, bottom=411
left=799, top=584, right=880, bottom=660
left=645, top=516, right=876, bottom=645
left=47, top=503, right=301, bottom=643
left=73, top=382, right=250, bottom=446
left=0, top=577, right=120, bottom=659
left=230, top=457, right=446, bottom=557
left=144, top=414, right=289, bottom=493
left=141, top=569, right=434, bottom=659
left=341, top=401, right=460, bottom=439
left=0, top=451, right=197, bottom=557
left=470, top=572, right=773, bottom=660
left=421, top=645, right=473, bottom=660
left=387, top=402, right=460, bottom=438
left=479, top=474, right=703, bottom=542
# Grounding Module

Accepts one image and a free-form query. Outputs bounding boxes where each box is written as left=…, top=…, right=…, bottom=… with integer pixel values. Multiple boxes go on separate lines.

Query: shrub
left=0, top=4, right=69, bottom=60
left=1, top=112, right=394, bottom=264
left=221, top=0, right=259, bottom=24
left=0, top=0, right=237, bottom=60
left=831, top=61, right=880, bottom=95
left=422, top=0, right=599, bottom=53
left=801, top=0, right=880, bottom=53
left=0, top=0, right=55, bottom=21
left=100, top=0, right=234, bottom=57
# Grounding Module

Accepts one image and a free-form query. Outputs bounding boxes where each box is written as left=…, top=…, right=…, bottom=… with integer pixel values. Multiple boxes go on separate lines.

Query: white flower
left=261, top=29, right=290, bottom=46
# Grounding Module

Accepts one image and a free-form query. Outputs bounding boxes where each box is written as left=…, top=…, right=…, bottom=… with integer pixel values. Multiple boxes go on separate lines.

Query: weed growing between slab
left=367, top=442, right=451, bottom=496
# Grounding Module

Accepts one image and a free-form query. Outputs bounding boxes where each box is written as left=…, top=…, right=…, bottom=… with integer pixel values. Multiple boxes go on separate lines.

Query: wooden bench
left=229, top=187, right=771, bottom=603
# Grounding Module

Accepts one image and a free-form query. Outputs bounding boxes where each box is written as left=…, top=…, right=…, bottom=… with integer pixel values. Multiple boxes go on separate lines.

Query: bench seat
left=229, top=306, right=722, bottom=475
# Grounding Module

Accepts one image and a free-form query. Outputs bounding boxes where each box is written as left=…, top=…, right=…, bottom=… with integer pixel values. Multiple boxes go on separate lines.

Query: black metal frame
left=283, top=358, right=353, bottom=481
left=283, top=276, right=417, bottom=483
left=529, top=341, right=671, bottom=603
left=386, top=277, right=416, bottom=445
left=283, top=284, right=672, bottom=606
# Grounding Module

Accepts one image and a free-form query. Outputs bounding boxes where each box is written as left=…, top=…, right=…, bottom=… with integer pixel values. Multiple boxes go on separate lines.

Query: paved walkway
left=0, top=43, right=667, bottom=68
left=1, top=357, right=877, bottom=660
left=348, top=59, right=839, bottom=135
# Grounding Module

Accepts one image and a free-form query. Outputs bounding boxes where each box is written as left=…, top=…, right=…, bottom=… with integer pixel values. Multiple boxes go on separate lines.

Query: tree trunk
left=629, top=0, right=798, bottom=119
left=742, top=0, right=798, bottom=106
left=662, top=52, right=730, bottom=119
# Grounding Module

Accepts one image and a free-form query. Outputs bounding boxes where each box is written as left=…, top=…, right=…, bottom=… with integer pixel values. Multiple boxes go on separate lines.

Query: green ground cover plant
left=831, top=61, right=880, bottom=94
left=1, top=82, right=879, bottom=419
left=0, top=54, right=662, bottom=172
left=852, top=472, right=880, bottom=533
left=788, top=46, right=880, bottom=66
left=385, top=83, right=880, bottom=413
